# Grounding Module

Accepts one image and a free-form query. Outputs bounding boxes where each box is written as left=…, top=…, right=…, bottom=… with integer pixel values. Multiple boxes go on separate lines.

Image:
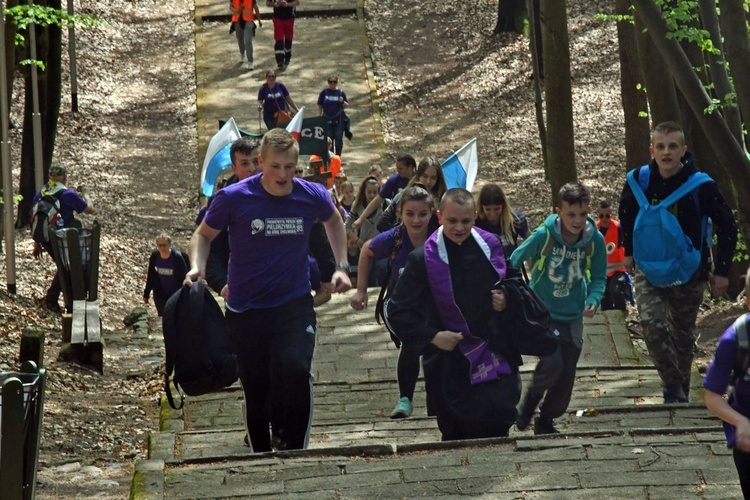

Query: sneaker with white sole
left=239, top=53, right=245, bottom=63
left=248, top=62, right=254, bottom=70
left=390, top=397, right=413, bottom=419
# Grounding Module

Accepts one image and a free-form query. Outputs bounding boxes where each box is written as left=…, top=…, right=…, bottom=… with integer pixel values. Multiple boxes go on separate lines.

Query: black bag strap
left=733, top=313, right=750, bottom=385
left=189, top=281, right=217, bottom=372
left=375, top=225, right=403, bottom=324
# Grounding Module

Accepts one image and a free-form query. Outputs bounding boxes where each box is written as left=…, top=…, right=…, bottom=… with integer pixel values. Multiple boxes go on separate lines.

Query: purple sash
left=424, top=227, right=510, bottom=384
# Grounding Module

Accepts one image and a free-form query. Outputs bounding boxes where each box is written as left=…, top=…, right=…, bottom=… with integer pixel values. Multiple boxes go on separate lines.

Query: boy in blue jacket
left=510, top=182, right=607, bottom=434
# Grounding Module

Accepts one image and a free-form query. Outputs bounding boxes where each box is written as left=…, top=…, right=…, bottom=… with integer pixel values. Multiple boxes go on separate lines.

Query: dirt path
left=0, top=0, right=198, bottom=497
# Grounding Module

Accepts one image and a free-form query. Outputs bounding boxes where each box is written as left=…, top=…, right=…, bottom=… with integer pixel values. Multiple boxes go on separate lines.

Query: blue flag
left=442, top=138, right=478, bottom=191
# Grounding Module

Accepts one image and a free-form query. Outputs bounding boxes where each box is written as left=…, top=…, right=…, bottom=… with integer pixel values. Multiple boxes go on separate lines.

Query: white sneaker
left=248, top=62, right=254, bottom=70
left=239, top=54, right=245, bottom=63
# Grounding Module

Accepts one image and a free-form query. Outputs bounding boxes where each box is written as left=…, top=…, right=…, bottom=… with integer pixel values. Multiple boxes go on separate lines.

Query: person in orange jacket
left=595, top=200, right=633, bottom=311
left=230, top=0, right=262, bottom=70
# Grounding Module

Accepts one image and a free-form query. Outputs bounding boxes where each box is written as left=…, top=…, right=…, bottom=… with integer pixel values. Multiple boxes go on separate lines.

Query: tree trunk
left=616, top=0, right=650, bottom=171
left=632, top=0, right=750, bottom=249
left=526, top=0, right=547, bottom=179
left=699, top=0, right=744, bottom=147
left=540, top=0, right=576, bottom=206
left=634, top=9, right=680, bottom=125
left=3, top=0, right=18, bottom=123
left=717, top=0, right=750, bottom=151
left=17, top=0, right=63, bottom=228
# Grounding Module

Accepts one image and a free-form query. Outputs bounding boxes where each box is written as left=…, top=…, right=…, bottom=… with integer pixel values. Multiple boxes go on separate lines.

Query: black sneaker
left=663, top=386, right=688, bottom=404
left=516, top=393, right=542, bottom=431
left=271, top=433, right=288, bottom=451
left=533, top=416, right=559, bottom=435
left=43, top=301, right=64, bottom=314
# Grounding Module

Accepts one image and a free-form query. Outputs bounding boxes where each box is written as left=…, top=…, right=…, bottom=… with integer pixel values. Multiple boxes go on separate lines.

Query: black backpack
left=162, top=280, right=238, bottom=409
left=493, top=276, right=560, bottom=357
left=31, top=186, right=65, bottom=244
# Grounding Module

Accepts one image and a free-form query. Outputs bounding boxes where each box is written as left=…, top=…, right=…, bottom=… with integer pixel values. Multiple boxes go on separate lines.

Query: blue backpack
left=626, top=165, right=712, bottom=287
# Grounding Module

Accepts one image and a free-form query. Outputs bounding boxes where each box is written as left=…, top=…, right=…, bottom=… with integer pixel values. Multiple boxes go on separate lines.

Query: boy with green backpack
left=510, top=182, right=607, bottom=434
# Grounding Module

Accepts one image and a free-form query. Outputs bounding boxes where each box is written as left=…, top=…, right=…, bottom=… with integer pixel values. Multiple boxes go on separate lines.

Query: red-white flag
left=286, top=106, right=305, bottom=141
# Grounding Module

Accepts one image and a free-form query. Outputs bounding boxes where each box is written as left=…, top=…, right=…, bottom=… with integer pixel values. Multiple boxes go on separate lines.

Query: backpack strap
left=626, top=168, right=651, bottom=210
left=733, top=313, right=750, bottom=385
left=375, top=226, right=403, bottom=325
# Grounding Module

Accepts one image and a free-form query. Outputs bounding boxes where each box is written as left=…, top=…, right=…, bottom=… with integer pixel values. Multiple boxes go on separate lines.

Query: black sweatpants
left=527, top=320, right=583, bottom=420
left=226, top=294, right=316, bottom=452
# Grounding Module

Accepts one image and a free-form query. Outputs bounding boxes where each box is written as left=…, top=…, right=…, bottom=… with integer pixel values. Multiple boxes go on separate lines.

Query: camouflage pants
left=635, top=269, right=706, bottom=394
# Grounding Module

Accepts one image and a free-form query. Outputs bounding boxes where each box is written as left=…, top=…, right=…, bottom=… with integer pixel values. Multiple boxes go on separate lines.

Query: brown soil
left=0, top=0, right=741, bottom=498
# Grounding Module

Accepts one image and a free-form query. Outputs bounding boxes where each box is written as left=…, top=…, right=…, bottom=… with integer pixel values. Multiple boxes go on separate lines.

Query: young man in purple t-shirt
left=186, top=128, right=351, bottom=452
left=703, top=269, right=750, bottom=497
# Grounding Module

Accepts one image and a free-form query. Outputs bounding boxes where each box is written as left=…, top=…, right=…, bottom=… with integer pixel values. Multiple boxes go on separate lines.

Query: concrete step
left=135, top=424, right=740, bottom=499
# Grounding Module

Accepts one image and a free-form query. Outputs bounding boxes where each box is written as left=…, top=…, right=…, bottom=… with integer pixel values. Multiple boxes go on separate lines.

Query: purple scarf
left=424, top=227, right=510, bottom=384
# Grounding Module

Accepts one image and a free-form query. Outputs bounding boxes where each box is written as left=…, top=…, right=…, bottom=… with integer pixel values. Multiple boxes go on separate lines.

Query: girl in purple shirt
left=350, top=185, right=435, bottom=419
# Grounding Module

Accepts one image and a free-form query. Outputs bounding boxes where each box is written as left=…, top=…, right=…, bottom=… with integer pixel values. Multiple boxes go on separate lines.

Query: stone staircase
left=130, top=292, right=743, bottom=498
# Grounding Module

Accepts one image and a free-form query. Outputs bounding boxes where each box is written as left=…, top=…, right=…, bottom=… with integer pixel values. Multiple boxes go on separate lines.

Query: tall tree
left=698, top=0, right=743, bottom=146
left=15, top=0, right=64, bottom=227
left=540, top=0, right=576, bottom=205
left=615, top=0, right=651, bottom=171
left=634, top=11, right=681, bottom=124
left=631, top=0, right=750, bottom=247
left=717, top=0, right=750, bottom=151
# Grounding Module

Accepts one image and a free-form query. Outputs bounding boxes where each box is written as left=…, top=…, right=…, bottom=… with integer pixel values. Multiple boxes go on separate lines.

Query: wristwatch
left=336, top=261, right=351, bottom=273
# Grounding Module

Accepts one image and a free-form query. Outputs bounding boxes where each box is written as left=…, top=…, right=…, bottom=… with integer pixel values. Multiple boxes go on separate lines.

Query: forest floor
left=0, top=0, right=744, bottom=498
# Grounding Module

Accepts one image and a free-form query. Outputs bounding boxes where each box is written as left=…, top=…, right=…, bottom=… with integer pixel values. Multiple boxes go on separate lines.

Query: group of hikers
left=31, top=118, right=748, bottom=494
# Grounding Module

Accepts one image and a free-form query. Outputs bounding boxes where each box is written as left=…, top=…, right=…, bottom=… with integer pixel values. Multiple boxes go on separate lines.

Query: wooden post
left=88, top=222, right=100, bottom=301
left=19, top=330, right=44, bottom=368
left=0, top=377, right=24, bottom=498
left=61, top=314, right=72, bottom=344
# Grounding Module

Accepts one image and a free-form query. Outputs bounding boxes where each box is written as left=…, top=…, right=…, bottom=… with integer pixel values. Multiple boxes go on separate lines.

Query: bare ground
left=0, top=0, right=741, bottom=497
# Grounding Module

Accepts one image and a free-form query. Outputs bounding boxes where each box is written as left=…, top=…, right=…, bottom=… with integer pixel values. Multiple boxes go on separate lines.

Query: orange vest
left=231, top=0, right=256, bottom=22
left=598, top=219, right=626, bottom=277
left=310, top=154, right=341, bottom=187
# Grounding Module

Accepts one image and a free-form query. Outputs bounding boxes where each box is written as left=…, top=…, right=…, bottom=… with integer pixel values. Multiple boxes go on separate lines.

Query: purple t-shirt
left=702, top=315, right=750, bottom=448
left=368, top=225, right=415, bottom=292
left=32, top=185, right=88, bottom=227
left=317, top=88, right=348, bottom=119
left=204, top=176, right=335, bottom=311
left=155, top=254, right=181, bottom=296
left=378, top=173, right=410, bottom=200
left=257, top=82, right=290, bottom=120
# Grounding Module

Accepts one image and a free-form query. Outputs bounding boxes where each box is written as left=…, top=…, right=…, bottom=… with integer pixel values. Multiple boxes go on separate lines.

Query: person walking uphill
left=185, top=129, right=351, bottom=453
left=511, top=182, right=607, bottom=435
left=143, top=233, right=190, bottom=317
left=619, top=121, right=737, bottom=404
left=386, top=188, right=522, bottom=441
left=230, top=0, right=262, bottom=70
left=32, top=164, right=95, bottom=313
left=267, top=0, right=298, bottom=69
